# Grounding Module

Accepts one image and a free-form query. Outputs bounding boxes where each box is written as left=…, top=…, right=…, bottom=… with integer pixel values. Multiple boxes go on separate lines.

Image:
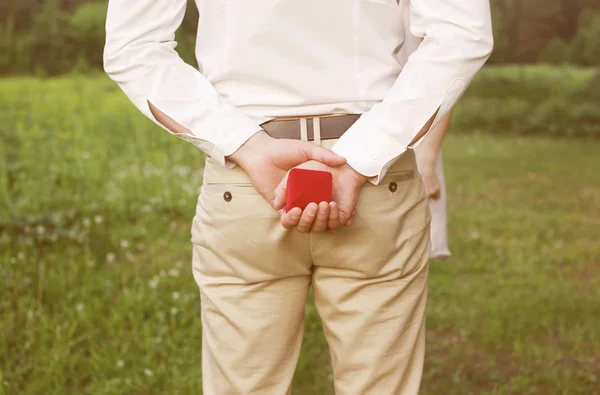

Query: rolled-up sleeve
left=103, top=0, right=262, bottom=168
left=332, top=0, right=493, bottom=184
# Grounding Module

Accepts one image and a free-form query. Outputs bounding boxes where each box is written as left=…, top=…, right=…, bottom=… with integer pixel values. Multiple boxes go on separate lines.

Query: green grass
left=1, top=68, right=599, bottom=394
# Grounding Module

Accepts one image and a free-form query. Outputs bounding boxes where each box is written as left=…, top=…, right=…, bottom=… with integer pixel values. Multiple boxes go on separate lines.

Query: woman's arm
left=415, top=109, right=454, bottom=199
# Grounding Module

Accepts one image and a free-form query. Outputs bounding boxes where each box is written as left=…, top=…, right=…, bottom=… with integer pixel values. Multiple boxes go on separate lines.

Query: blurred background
left=1, top=0, right=599, bottom=394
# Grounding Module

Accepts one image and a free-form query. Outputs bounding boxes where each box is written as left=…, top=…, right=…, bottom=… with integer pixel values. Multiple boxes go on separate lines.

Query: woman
left=415, top=111, right=453, bottom=260
left=401, top=0, right=453, bottom=259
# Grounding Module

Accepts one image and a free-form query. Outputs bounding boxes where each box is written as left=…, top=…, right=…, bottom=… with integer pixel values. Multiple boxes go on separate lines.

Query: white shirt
left=104, top=0, right=493, bottom=184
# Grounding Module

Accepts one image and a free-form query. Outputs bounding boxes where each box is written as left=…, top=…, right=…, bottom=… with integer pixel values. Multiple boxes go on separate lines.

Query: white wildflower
left=149, top=277, right=159, bottom=289
left=168, top=268, right=180, bottom=277
left=172, top=292, right=180, bottom=300
left=144, top=368, right=153, bottom=377
left=36, top=225, right=45, bottom=235
left=116, top=360, right=125, bottom=368
left=76, top=303, right=85, bottom=311
left=120, top=240, right=129, bottom=249
left=94, top=215, right=104, bottom=224
left=83, top=218, right=91, bottom=227
left=106, top=253, right=116, bottom=264
left=170, top=307, right=178, bottom=315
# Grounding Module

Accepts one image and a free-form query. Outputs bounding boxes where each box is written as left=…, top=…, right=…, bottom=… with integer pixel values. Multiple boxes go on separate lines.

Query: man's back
left=195, top=0, right=405, bottom=122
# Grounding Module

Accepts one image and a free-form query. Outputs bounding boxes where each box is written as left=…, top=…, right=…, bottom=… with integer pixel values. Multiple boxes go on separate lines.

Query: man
left=104, top=0, right=492, bottom=393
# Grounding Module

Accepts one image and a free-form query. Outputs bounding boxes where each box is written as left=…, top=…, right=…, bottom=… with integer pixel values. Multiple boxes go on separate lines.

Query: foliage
left=0, top=18, right=34, bottom=75
left=28, top=0, right=76, bottom=76
left=540, top=12, right=600, bottom=66
left=70, top=2, right=108, bottom=69
left=455, top=66, right=600, bottom=137
left=0, top=0, right=195, bottom=76
left=488, top=0, right=600, bottom=64
left=568, top=12, right=600, bottom=66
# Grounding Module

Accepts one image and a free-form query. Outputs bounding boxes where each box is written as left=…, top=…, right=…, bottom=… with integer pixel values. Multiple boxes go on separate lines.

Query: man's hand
left=272, top=161, right=368, bottom=233
left=227, top=131, right=347, bottom=204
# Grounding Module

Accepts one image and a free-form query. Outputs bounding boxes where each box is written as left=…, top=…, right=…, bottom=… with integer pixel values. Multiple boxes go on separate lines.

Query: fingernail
left=307, top=206, right=317, bottom=215
left=290, top=209, right=301, bottom=219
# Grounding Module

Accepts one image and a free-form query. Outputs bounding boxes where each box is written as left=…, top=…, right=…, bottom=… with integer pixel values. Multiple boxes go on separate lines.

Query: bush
left=1, top=1, right=195, bottom=76
left=28, top=0, right=76, bottom=76
left=569, top=12, right=600, bottom=66
left=540, top=12, right=600, bottom=66
left=539, top=39, right=571, bottom=66
left=454, top=66, right=600, bottom=138
left=70, top=2, right=108, bottom=69
left=0, top=18, right=34, bottom=75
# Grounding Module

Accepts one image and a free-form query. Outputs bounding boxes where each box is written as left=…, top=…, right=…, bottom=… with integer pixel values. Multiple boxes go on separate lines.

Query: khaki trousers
left=191, top=139, right=431, bottom=395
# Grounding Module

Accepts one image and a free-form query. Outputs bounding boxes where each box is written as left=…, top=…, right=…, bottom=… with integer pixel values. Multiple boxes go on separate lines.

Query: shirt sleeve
left=331, top=0, right=494, bottom=184
left=103, top=0, right=262, bottom=168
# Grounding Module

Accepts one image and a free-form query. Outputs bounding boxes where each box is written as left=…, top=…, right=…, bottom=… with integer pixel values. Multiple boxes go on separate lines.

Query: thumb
left=301, top=142, right=346, bottom=167
left=272, top=172, right=290, bottom=211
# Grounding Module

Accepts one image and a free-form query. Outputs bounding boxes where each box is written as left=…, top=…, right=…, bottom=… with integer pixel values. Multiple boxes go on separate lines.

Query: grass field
left=1, top=68, right=599, bottom=394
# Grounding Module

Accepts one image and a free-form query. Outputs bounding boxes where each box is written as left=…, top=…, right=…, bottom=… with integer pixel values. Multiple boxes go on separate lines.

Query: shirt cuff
left=331, top=112, right=408, bottom=185
left=331, top=97, right=442, bottom=185
left=182, top=105, right=263, bottom=168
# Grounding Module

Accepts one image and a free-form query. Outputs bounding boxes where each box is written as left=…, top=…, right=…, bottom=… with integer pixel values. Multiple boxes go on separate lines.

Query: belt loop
left=300, top=118, right=308, bottom=141
left=313, top=116, right=321, bottom=146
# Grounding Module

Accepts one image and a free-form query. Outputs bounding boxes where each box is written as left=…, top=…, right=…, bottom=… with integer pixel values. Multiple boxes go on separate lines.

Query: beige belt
left=260, top=114, right=360, bottom=143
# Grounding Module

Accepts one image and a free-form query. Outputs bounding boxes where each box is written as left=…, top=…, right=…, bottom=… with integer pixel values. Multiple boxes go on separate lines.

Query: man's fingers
left=337, top=206, right=353, bottom=227
left=281, top=207, right=302, bottom=229
left=295, top=203, right=319, bottom=233
left=345, top=209, right=358, bottom=227
left=301, top=143, right=346, bottom=167
left=327, top=202, right=340, bottom=230
left=311, top=202, right=330, bottom=233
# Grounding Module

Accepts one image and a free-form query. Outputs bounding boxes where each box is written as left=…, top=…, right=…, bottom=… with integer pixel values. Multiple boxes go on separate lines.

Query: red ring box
left=285, top=168, right=333, bottom=212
